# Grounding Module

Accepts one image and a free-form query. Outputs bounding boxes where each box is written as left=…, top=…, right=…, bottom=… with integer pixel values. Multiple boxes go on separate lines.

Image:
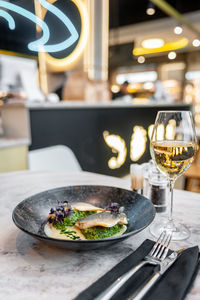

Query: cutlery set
left=96, top=230, right=179, bottom=300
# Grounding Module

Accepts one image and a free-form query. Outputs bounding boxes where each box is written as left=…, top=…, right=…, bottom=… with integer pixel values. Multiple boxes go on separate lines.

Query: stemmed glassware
left=150, top=111, right=198, bottom=240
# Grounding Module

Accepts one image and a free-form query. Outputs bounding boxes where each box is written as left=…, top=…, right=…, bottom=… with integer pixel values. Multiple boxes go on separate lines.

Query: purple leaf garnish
left=105, top=202, right=120, bottom=214
left=47, top=202, right=74, bottom=225
left=50, top=208, right=55, bottom=214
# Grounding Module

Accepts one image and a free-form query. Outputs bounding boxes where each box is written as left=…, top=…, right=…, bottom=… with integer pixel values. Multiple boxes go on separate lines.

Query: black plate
left=12, top=185, right=155, bottom=250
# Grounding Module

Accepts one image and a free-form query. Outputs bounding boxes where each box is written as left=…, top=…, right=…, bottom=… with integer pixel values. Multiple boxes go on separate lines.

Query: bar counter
left=0, top=170, right=200, bottom=300
left=26, top=100, right=191, bottom=109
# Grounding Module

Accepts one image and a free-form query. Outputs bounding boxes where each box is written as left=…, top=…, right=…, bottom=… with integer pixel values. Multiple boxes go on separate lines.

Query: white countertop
left=0, top=171, right=200, bottom=300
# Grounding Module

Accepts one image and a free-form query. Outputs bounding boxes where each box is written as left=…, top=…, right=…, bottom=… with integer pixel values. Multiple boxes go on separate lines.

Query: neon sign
left=130, top=126, right=147, bottom=162
left=103, top=127, right=148, bottom=169
left=103, top=131, right=127, bottom=169
left=104, top=122, right=177, bottom=169
left=0, top=9, right=15, bottom=30
left=0, top=0, right=87, bottom=54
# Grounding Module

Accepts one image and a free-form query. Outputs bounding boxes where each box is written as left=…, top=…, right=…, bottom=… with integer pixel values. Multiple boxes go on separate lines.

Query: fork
left=95, top=230, right=172, bottom=300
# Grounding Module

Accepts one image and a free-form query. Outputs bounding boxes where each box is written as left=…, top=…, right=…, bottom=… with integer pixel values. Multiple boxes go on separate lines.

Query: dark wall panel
left=29, top=105, right=191, bottom=177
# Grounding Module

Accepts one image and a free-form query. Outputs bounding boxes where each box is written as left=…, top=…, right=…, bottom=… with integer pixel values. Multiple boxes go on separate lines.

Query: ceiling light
left=137, top=56, right=145, bottom=64
left=142, top=39, right=164, bottom=49
left=146, top=7, right=155, bottom=16
left=174, top=26, right=182, bottom=35
left=133, top=38, right=188, bottom=56
left=146, top=2, right=155, bottom=15
left=192, top=39, right=200, bottom=47
left=168, top=51, right=176, bottom=60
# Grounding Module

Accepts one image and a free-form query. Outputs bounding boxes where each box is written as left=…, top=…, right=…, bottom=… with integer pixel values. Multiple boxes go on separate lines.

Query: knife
left=128, top=251, right=179, bottom=300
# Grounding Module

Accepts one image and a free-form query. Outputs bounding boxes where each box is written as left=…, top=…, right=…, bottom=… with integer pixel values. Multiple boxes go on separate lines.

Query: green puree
left=52, top=210, right=124, bottom=240
left=81, top=225, right=123, bottom=240
left=53, top=210, right=96, bottom=229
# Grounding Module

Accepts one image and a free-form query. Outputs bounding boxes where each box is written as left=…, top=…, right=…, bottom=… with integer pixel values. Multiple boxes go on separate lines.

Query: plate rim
left=12, top=184, right=156, bottom=243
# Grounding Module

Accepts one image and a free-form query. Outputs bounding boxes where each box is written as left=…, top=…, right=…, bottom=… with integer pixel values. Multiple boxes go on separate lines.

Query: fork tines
left=150, top=230, right=172, bottom=261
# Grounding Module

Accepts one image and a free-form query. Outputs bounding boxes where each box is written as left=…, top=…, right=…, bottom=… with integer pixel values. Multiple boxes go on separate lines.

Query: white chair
left=28, top=145, right=82, bottom=172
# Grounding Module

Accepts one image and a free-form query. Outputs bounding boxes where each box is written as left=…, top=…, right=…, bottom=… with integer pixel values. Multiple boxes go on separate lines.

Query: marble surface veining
left=0, top=170, right=200, bottom=300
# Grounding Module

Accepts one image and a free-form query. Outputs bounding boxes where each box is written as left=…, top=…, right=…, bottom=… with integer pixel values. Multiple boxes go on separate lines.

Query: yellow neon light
left=166, top=119, right=176, bottom=140
left=130, top=126, right=147, bottom=162
left=133, top=38, right=188, bottom=56
left=103, top=131, right=127, bottom=169
left=44, top=0, right=89, bottom=72
left=104, top=123, right=177, bottom=169
left=148, top=124, right=154, bottom=140
left=157, top=124, right=165, bottom=140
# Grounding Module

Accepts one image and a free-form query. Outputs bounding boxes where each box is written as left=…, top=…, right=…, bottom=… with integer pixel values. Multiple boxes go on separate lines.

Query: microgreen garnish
left=105, top=202, right=120, bottom=214
left=47, top=201, right=73, bottom=225
left=60, top=230, right=80, bottom=240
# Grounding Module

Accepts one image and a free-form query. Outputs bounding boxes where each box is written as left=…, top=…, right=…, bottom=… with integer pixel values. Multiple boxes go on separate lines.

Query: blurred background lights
left=137, top=56, right=145, bottom=63
left=143, top=82, right=154, bottom=90
left=185, top=84, right=194, bottom=93
left=142, top=38, right=164, bottom=49
left=185, top=95, right=193, bottom=104
left=185, top=71, right=200, bottom=80
left=195, top=115, right=200, bottom=123
left=174, top=25, right=183, bottom=35
left=111, top=85, right=120, bottom=93
left=163, top=80, right=177, bottom=88
left=192, top=39, right=200, bottom=47
left=168, top=51, right=176, bottom=60
left=116, top=71, right=157, bottom=84
left=146, top=2, right=155, bottom=15
left=195, top=106, right=200, bottom=113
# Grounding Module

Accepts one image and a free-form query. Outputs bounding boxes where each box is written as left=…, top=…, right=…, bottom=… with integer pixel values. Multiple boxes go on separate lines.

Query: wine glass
left=150, top=111, right=198, bottom=240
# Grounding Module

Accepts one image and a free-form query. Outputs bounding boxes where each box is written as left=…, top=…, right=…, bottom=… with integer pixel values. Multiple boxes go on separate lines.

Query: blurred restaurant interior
left=1, top=0, right=200, bottom=192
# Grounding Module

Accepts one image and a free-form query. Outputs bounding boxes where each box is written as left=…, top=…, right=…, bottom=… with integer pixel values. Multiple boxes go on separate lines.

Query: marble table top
left=0, top=170, right=200, bottom=300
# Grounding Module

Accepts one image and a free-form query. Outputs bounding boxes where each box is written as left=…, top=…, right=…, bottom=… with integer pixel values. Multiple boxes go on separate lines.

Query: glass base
left=149, top=216, right=190, bottom=241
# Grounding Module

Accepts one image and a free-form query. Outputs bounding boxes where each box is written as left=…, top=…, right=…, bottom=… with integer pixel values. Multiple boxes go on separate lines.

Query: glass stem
left=168, top=180, right=175, bottom=223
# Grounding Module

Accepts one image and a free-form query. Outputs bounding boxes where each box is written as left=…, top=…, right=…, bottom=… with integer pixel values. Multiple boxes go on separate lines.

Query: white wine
left=151, top=141, right=197, bottom=180
left=149, top=111, right=197, bottom=240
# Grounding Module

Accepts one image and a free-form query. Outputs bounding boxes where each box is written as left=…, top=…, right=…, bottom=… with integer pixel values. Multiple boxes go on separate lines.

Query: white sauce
left=44, top=223, right=86, bottom=240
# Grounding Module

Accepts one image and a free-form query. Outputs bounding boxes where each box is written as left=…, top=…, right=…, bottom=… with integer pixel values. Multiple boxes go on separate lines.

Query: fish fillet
left=71, top=202, right=104, bottom=212
left=75, top=212, right=128, bottom=229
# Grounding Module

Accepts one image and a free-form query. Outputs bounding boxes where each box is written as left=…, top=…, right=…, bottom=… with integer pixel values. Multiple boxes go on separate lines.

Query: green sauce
left=81, top=225, right=123, bottom=240
left=53, top=210, right=96, bottom=230
left=52, top=210, right=126, bottom=240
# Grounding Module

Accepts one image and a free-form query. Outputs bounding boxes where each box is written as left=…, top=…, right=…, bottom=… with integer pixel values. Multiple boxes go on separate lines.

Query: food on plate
left=75, top=212, right=128, bottom=229
left=44, top=201, right=128, bottom=240
left=71, top=202, right=105, bottom=212
left=44, top=224, right=86, bottom=240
